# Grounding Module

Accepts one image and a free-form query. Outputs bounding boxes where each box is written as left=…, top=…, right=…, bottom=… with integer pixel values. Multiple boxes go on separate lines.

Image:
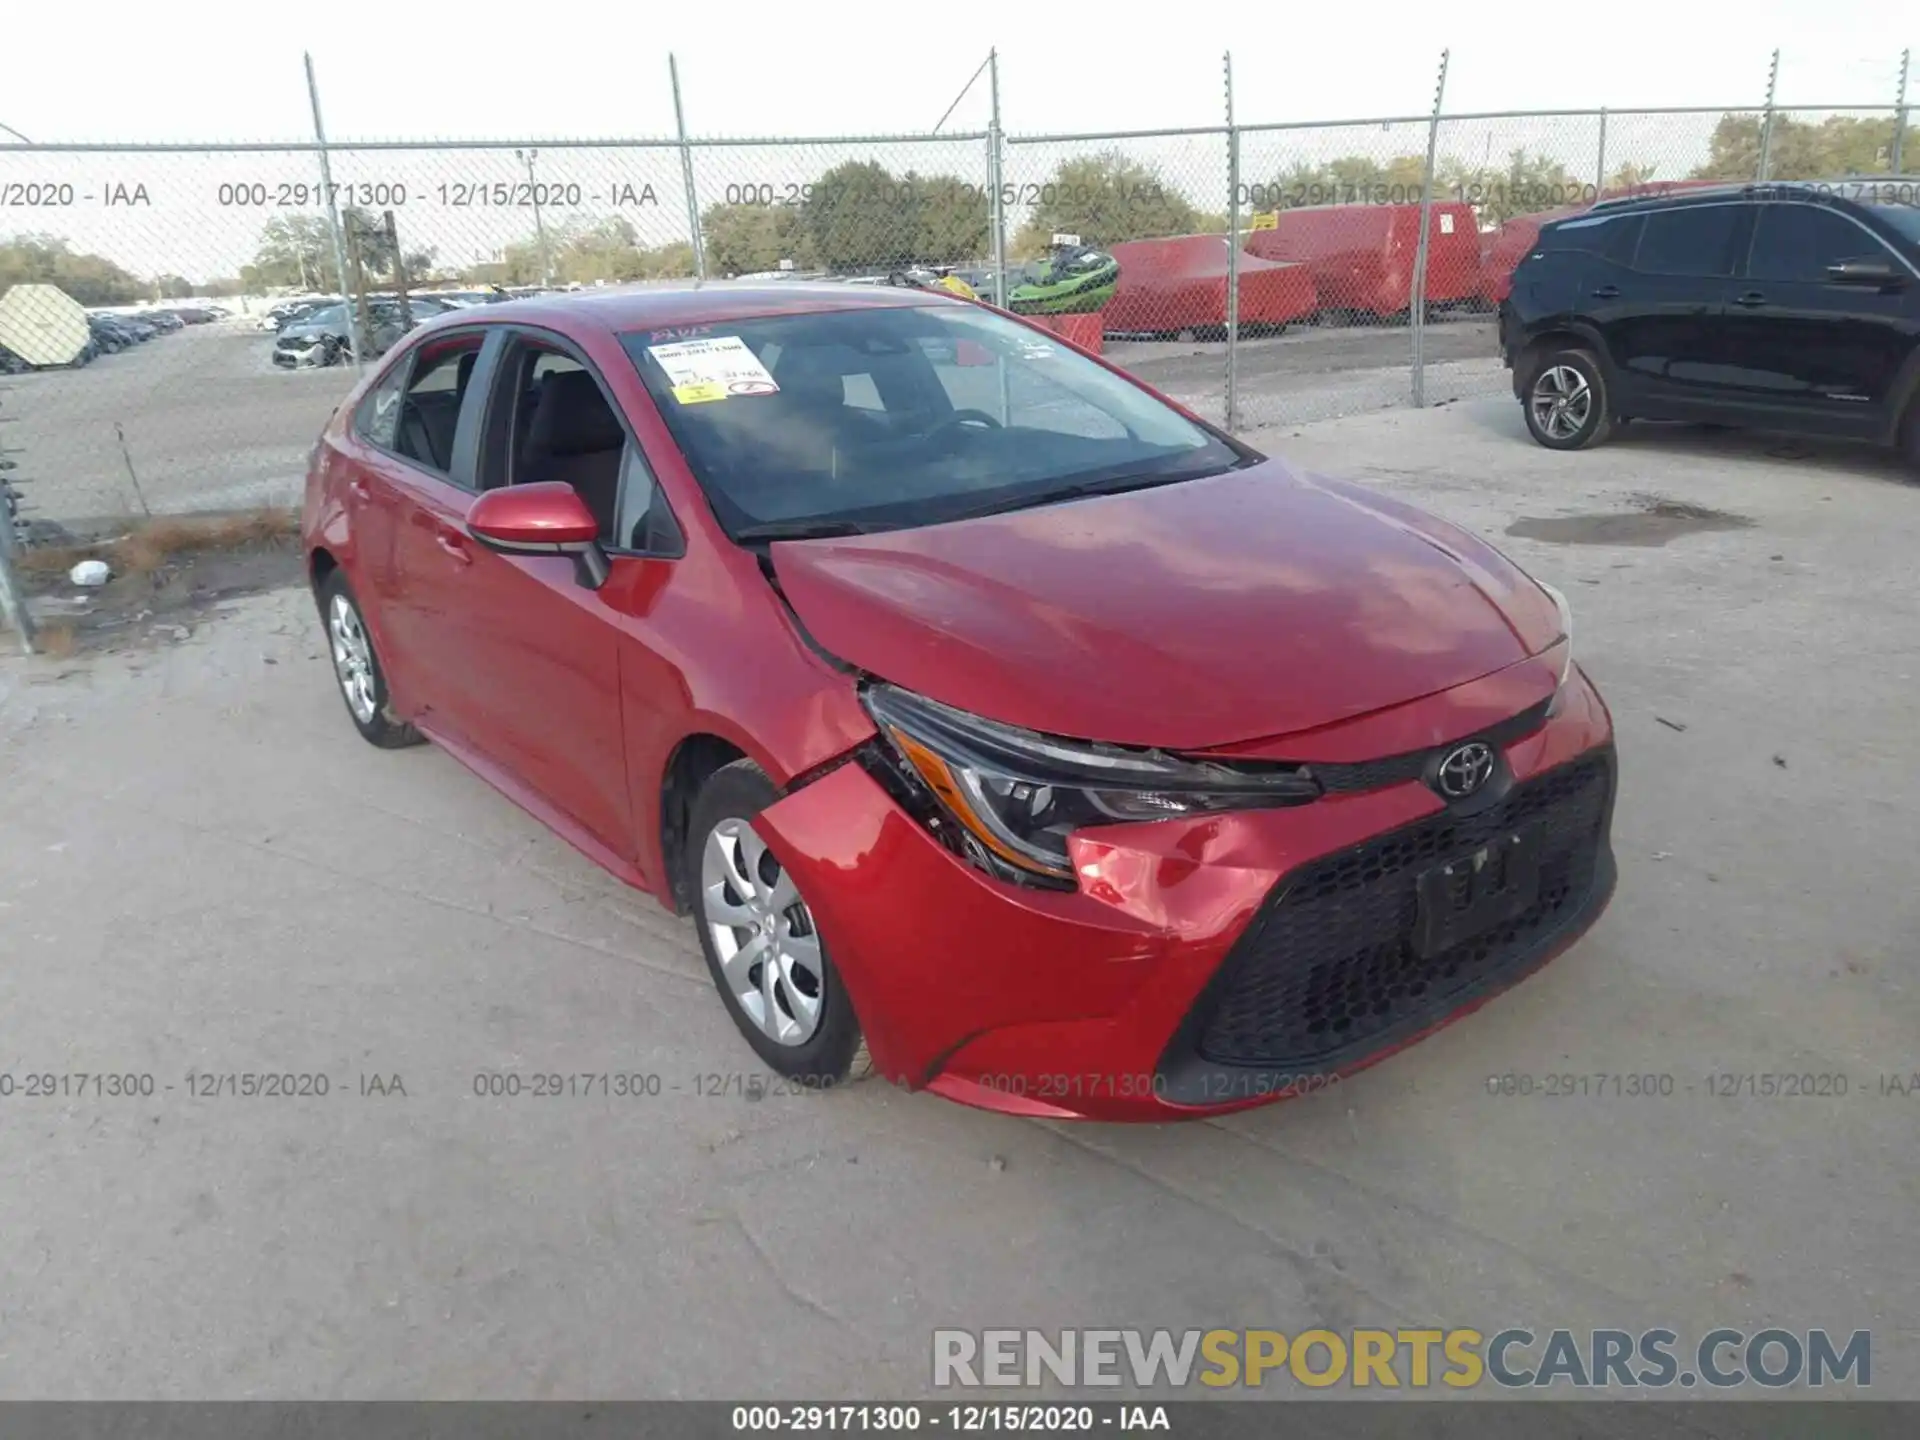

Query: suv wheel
left=1524, top=348, right=1613, bottom=451
left=1899, top=398, right=1920, bottom=477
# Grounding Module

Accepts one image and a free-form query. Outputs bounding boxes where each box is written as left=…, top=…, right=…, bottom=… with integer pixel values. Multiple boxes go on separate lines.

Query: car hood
left=771, top=458, right=1565, bottom=751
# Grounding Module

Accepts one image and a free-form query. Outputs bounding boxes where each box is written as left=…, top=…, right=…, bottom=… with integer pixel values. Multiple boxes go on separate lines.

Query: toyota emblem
left=1435, top=741, right=1496, bottom=800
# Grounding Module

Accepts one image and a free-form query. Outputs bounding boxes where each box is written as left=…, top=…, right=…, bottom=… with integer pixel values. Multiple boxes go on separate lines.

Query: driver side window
left=479, top=334, right=672, bottom=552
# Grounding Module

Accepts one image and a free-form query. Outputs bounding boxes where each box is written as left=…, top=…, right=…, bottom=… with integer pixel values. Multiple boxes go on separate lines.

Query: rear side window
left=354, top=360, right=411, bottom=449
left=1633, top=205, right=1743, bottom=277
left=1747, top=204, right=1889, bottom=283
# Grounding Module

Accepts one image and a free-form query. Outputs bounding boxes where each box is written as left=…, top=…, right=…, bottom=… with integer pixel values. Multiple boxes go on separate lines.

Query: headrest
left=526, top=369, right=626, bottom=456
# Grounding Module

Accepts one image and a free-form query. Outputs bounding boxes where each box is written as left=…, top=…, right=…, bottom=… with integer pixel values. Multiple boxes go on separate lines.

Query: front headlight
left=1537, top=580, right=1575, bottom=712
left=861, top=684, right=1320, bottom=886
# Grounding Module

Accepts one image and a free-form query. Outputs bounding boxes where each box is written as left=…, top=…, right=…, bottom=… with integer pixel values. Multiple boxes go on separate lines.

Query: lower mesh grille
left=1192, top=750, right=1613, bottom=1071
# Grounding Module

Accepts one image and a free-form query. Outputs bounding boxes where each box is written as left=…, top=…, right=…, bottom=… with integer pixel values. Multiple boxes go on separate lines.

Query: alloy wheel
left=700, top=817, right=825, bottom=1047
left=327, top=593, right=378, bottom=726
left=1530, top=364, right=1593, bottom=441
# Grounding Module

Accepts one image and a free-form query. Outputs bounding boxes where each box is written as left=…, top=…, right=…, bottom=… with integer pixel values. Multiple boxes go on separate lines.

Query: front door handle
left=435, top=529, right=472, bottom=565
left=348, top=477, right=372, bottom=500
left=1590, top=285, right=1621, bottom=299
left=1732, top=291, right=1767, bottom=308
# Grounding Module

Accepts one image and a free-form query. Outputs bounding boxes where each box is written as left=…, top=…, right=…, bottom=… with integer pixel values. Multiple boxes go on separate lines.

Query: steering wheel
left=922, top=409, right=1003, bottom=446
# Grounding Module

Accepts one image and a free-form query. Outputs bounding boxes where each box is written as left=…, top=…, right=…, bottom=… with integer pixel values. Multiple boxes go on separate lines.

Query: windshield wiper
left=732, top=518, right=884, bottom=544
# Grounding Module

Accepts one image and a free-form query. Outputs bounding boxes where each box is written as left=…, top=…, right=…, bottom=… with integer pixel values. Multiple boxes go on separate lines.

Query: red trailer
left=1245, top=202, right=1482, bottom=320
left=1102, top=235, right=1319, bottom=335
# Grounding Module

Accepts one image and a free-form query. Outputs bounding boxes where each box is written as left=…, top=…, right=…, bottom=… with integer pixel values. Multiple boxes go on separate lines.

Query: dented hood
left=771, top=458, right=1564, bottom=751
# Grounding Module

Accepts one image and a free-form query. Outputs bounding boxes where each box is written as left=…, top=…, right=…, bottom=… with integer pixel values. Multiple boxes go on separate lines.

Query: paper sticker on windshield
left=648, top=335, right=779, bottom=404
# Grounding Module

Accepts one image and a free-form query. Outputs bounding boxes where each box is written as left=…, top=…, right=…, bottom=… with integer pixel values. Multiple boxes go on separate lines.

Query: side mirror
left=1826, top=259, right=1903, bottom=288
left=467, top=482, right=609, bottom=590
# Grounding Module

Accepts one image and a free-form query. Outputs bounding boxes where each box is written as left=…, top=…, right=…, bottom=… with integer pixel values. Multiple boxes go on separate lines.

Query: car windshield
left=620, top=302, right=1250, bottom=540
left=300, top=305, right=345, bottom=326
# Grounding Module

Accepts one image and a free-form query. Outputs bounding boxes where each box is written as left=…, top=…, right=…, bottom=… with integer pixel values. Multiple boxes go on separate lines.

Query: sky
left=1, top=0, right=1914, bottom=282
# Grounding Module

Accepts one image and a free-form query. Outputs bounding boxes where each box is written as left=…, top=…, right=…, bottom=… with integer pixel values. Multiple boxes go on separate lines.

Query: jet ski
left=1006, top=242, right=1119, bottom=315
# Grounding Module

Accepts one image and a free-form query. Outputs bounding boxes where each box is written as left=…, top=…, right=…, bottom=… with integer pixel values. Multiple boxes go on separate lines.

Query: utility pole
left=1410, top=48, right=1449, bottom=409
left=1224, top=50, right=1240, bottom=434
left=303, top=52, right=364, bottom=372
left=669, top=56, right=707, bottom=282
left=988, top=49, right=1007, bottom=309
left=344, top=217, right=374, bottom=361
left=516, top=148, right=554, bottom=287
left=1894, top=49, right=1911, bottom=175
left=1757, top=49, right=1781, bottom=182
left=386, top=211, right=413, bottom=330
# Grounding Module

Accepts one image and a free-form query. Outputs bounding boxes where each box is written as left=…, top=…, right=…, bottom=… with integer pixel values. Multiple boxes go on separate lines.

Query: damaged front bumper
left=750, top=663, right=1619, bottom=1121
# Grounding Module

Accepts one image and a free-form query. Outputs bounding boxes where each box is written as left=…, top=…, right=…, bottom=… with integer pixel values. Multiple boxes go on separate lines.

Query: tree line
left=8, top=111, right=1914, bottom=301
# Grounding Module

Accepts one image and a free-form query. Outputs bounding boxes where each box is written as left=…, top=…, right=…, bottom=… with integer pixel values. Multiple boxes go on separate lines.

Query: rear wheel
left=1523, top=347, right=1613, bottom=450
left=319, top=570, right=422, bottom=749
left=1899, top=397, right=1920, bottom=478
left=687, top=760, right=869, bottom=1086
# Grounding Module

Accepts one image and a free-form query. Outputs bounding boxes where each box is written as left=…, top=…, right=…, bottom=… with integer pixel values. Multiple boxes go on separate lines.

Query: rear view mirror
left=467, top=482, right=609, bottom=589
left=1826, top=259, right=1903, bottom=288
left=954, top=339, right=994, bottom=367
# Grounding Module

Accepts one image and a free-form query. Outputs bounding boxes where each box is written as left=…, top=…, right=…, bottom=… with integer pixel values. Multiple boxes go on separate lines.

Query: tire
left=1522, top=347, right=1614, bottom=451
left=1898, top=398, right=1920, bottom=478
left=317, top=570, right=423, bottom=749
left=686, top=759, right=870, bottom=1086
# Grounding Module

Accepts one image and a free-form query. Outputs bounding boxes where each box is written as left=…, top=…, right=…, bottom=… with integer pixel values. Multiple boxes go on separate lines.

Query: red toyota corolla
left=302, top=284, right=1617, bottom=1121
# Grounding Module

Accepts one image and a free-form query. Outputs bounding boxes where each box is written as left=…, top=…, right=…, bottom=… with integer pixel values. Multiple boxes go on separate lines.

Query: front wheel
left=688, top=760, right=869, bottom=1086
left=1523, top=347, right=1613, bottom=450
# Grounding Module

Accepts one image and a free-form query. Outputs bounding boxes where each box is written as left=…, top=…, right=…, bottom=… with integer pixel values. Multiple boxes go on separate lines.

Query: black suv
left=1499, top=179, right=1920, bottom=465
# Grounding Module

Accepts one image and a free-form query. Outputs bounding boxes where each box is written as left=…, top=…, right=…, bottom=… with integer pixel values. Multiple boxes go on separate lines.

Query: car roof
left=1589, top=175, right=1920, bottom=213
left=418, top=281, right=950, bottom=338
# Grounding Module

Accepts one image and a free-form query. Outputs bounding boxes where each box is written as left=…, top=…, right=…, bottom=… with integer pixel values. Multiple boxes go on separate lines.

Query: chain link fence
left=1, top=59, right=1916, bottom=588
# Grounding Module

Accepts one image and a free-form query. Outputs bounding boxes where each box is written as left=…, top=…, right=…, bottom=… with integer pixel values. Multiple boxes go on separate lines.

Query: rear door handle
left=435, top=528, right=472, bottom=565
left=1732, top=291, right=1767, bottom=308
left=348, top=477, right=372, bottom=500
left=1590, top=285, right=1620, bottom=299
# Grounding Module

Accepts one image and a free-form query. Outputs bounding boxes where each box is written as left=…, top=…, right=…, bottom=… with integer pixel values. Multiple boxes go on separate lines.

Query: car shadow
left=1458, top=401, right=1917, bottom=485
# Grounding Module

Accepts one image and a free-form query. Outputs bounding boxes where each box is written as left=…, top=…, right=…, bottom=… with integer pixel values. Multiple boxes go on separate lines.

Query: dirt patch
left=19, top=508, right=307, bottom=654
left=1505, top=495, right=1754, bottom=548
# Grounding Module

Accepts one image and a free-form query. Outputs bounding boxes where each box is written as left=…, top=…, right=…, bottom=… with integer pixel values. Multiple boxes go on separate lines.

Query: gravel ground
left=1, top=397, right=1916, bottom=1405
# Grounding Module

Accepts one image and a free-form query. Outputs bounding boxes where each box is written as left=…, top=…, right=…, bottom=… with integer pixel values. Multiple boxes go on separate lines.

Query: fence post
left=670, top=55, right=707, bottom=282
left=1224, top=51, right=1240, bottom=434
left=303, top=52, right=364, bottom=375
left=1757, top=49, right=1780, bottom=182
left=988, top=49, right=1007, bottom=309
left=1410, top=48, right=1449, bottom=410
left=0, top=487, right=33, bottom=655
left=1894, top=49, right=1911, bottom=175
left=1595, top=107, right=1609, bottom=195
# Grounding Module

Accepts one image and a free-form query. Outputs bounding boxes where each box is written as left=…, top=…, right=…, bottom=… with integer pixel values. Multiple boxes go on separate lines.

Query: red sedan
left=303, top=284, right=1617, bottom=1121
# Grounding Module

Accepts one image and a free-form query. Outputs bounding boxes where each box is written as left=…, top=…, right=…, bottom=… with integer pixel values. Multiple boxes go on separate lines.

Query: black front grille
left=1185, top=749, right=1614, bottom=1073
left=1300, top=698, right=1552, bottom=797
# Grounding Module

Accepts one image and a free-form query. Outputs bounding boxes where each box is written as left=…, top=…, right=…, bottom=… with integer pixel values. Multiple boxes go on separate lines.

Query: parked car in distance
left=274, top=296, right=458, bottom=368
left=302, top=285, right=1616, bottom=1120
left=1499, top=178, right=1920, bottom=463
